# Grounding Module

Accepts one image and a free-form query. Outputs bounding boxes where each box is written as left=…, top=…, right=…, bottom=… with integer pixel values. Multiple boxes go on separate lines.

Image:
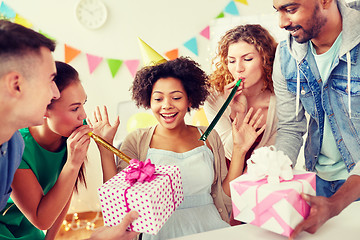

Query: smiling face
left=22, top=47, right=60, bottom=127
left=150, top=77, right=190, bottom=130
left=227, top=40, right=265, bottom=91
left=273, top=0, right=327, bottom=43
left=45, top=82, right=87, bottom=137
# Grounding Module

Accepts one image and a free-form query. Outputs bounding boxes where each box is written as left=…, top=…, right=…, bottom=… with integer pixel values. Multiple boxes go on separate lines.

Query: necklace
left=243, top=79, right=269, bottom=97
left=243, top=88, right=267, bottom=97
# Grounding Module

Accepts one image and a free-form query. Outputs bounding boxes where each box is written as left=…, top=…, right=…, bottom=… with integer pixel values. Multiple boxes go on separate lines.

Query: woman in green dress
left=0, top=61, right=92, bottom=239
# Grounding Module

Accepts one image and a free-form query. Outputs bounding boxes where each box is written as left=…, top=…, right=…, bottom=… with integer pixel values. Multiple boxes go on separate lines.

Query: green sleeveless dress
left=0, top=128, right=66, bottom=239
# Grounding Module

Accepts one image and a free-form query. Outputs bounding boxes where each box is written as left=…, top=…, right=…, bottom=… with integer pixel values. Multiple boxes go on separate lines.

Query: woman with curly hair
left=95, top=56, right=265, bottom=239
left=204, top=24, right=278, bottom=169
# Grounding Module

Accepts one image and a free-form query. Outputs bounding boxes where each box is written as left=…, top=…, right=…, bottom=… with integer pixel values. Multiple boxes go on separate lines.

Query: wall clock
left=75, top=0, right=108, bottom=29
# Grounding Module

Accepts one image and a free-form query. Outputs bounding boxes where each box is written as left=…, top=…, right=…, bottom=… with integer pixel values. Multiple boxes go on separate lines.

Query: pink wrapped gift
left=98, top=159, right=183, bottom=235
left=229, top=146, right=316, bottom=237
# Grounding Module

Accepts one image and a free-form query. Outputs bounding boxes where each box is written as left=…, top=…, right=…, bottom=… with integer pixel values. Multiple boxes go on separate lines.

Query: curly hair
left=210, top=24, right=278, bottom=93
left=132, top=57, right=209, bottom=110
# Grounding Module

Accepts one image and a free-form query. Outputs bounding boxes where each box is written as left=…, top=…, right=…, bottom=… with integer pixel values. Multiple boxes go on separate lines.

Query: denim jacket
left=273, top=0, right=360, bottom=172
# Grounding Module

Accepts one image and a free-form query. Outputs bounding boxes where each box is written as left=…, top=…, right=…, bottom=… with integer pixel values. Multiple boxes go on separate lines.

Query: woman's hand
left=88, top=106, right=120, bottom=182
left=88, top=106, right=120, bottom=143
left=66, top=125, right=92, bottom=168
left=232, top=107, right=266, bottom=153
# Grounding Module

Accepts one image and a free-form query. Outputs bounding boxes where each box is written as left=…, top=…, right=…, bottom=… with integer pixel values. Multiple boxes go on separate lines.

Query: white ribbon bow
left=246, top=146, right=293, bottom=184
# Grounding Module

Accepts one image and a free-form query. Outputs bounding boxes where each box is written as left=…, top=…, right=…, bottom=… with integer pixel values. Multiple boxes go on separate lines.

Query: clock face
left=75, top=0, right=108, bottom=29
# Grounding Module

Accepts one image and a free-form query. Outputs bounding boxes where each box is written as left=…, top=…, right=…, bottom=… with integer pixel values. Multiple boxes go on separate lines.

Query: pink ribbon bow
left=125, top=159, right=156, bottom=185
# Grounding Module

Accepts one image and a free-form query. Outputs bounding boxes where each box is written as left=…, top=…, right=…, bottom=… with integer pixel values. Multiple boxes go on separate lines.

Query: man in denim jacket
left=272, top=0, right=360, bottom=238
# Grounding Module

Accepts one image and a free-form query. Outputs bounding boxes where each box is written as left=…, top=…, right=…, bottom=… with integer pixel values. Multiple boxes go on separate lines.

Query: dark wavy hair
left=132, top=57, right=209, bottom=111
left=210, top=24, right=277, bottom=93
left=50, top=61, right=86, bottom=192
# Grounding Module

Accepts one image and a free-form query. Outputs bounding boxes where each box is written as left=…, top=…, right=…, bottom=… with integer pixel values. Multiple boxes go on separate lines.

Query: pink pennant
left=125, top=59, right=140, bottom=78
left=200, top=26, right=210, bottom=40
left=86, top=54, right=103, bottom=74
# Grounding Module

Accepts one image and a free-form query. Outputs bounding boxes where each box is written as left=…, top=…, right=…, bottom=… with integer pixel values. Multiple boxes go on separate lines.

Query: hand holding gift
left=88, top=211, right=139, bottom=240
left=229, top=146, right=316, bottom=237
left=98, top=159, right=183, bottom=235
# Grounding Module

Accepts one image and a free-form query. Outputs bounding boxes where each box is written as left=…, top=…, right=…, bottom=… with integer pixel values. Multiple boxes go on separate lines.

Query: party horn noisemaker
left=199, top=78, right=242, bottom=141
left=83, top=119, right=131, bottom=164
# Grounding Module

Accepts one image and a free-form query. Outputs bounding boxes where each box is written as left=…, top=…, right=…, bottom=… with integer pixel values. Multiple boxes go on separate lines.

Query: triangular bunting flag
left=86, top=54, right=103, bottom=74
left=200, top=26, right=210, bottom=40
left=0, top=2, right=16, bottom=19
left=164, top=49, right=178, bottom=60
left=39, top=30, right=56, bottom=41
left=234, top=0, right=248, bottom=5
left=224, top=1, right=239, bottom=15
left=216, top=12, right=225, bottom=19
left=64, top=44, right=81, bottom=63
left=183, top=37, right=198, bottom=56
left=106, top=59, right=123, bottom=78
left=125, top=59, right=140, bottom=78
left=14, top=14, right=33, bottom=28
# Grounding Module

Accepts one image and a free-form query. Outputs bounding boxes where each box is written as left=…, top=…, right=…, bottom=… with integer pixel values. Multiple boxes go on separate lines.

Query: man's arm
left=290, top=173, right=360, bottom=239
left=272, top=44, right=307, bottom=165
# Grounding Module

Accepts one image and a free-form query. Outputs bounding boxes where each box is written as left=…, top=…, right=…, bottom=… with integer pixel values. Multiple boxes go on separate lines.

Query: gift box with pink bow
left=98, top=159, right=184, bottom=235
left=229, top=146, right=316, bottom=237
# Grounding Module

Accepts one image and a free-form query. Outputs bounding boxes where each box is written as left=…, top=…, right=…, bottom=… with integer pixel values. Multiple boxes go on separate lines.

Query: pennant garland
left=181, top=0, right=246, bottom=56
left=107, top=59, right=123, bottom=78
left=164, top=49, right=179, bottom=60
left=224, top=1, right=240, bottom=15
left=124, top=60, right=140, bottom=78
left=86, top=54, right=103, bottom=74
left=14, top=14, right=32, bottom=28
left=65, top=44, right=81, bottom=64
left=0, top=0, right=249, bottom=76
left=234, top=0, right=248, bottom=5
left=39, top=30, right=56, bottom=41
left=216, top=12, right=225, bottom=19
left=0, top=1, right=14, bottom=19
left=183, top=37, right=198, bottom=56
left=200, top=25, right=210, bottom=40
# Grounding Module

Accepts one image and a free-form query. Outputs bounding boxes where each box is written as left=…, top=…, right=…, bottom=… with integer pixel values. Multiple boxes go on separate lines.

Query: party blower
left=83, top=119, right=131, bottom=164
left=199, top=78, right=242, bottom=141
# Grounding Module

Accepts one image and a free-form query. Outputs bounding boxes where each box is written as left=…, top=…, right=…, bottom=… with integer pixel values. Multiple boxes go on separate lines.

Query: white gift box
left=229, top=146, right=316, bottom=237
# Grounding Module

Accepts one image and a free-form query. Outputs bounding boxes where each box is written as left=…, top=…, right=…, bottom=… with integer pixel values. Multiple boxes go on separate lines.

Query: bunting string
left=0, top=0, right=248, bottom=77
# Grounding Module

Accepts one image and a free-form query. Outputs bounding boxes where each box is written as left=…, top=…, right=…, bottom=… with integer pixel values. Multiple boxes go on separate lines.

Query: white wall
left=6, top=0, right=281, bottom=213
